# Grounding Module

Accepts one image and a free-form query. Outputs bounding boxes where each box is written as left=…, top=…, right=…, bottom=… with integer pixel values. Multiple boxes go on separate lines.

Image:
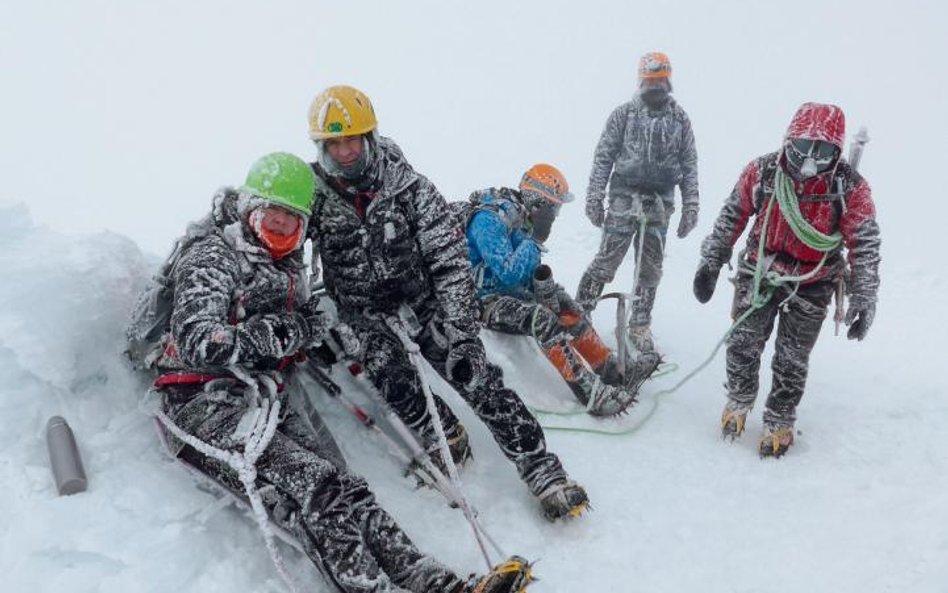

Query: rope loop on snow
left=155, top=380, right=302, bottom=593
left=535, top=187, right=831, bottom=437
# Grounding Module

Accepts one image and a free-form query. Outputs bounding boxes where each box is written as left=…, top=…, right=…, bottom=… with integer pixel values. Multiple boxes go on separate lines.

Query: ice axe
left=596, top=291, right=636, bottom=377
left=834, top=126, right=870, bottom=335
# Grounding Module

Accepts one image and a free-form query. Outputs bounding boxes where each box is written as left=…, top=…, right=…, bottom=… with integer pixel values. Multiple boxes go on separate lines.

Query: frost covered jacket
left=160, top=188, right=310, bottom=373
left=700, top=104, right=881, bottom=303
left=463, top=187, right=540, bottom=298
left=588, top=95, right=699, bottom=209
left=308, top=137, right=480, bottom=344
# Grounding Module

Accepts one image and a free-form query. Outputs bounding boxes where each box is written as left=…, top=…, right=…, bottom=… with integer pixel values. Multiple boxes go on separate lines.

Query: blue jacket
left=464, top=188, right=540, bottom=298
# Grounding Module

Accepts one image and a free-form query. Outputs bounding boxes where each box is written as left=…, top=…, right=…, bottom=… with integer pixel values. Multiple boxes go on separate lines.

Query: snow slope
left=3, top=1, right=947, bottom=590
left=0, top=194, right=945, bottom=592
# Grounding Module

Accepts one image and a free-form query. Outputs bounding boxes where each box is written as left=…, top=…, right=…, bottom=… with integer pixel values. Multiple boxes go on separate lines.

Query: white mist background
left=2, top=1, right=947, bottom=592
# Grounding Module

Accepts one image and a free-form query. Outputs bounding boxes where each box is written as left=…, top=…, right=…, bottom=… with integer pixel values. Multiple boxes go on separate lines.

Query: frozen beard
left=317, top=133, right=377, bottom=180
left=247, top=206, right=307, bottom=260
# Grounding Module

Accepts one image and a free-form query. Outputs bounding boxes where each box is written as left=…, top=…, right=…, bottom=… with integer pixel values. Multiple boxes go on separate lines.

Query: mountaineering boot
left=627, top=323, right=655, bottom=353
left=586, top=381, right=638, bottom=417
left=538, top=479, right=590, bottom=521
left=464, top=555, right=534, bottom=593
left=759, top=423, right=794, bottom=458
left=543, top=333, right=642, bottom=416
left=623, top=350, right=661, bottom=393
left=575, top=271, right=605, bottom=314
left=586, top=350, right=661, bottom=416
left=721, top=400, right=752, bottom=440
left=428, top=422, right=473, bottom=474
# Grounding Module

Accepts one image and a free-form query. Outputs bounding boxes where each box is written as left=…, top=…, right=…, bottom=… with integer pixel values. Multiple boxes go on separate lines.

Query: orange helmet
left=519, top=164, right=573, bottom=206
left=638, top=51, right=672, bottom=80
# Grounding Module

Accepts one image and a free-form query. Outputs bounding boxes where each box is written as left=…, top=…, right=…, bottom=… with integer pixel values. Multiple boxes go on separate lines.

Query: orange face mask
left=248, top=206, right=305, bottom=260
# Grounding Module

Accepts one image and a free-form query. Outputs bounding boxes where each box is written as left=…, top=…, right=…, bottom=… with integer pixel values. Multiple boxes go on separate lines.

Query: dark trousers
left=346, top=311, right=567, bottom=497
left=725, top=275, right=835, bottom=426
left=160, top=381, right=464, bottom=593
left=581, top=192, right=670, bottom=325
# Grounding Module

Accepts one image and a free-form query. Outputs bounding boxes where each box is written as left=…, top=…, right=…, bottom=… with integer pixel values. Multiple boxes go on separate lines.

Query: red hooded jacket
left=701, top=103, right=881, bottom=298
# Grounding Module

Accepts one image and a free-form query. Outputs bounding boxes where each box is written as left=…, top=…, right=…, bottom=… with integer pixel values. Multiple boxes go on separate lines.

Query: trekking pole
left=309, top=354, right=507, bottom=562
left=383, top=312, right=496, bottom=571
left=304, top=361, right=449, bottom=494
left=381, top=408, right=508, bottom=560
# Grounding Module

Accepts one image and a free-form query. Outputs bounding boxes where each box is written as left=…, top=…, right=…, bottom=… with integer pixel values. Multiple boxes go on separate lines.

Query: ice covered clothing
left=724, top=275, right=834, bottom=427
left=587, top=94, right=698, bottom=211
left=345, top=311, right=567, bottom=497
left=460, top=186, right=584, bottom=339
left=161, top=381, right=467, bottom=593
left=308, top=136, right=480, bottom=347
left=159, top=188, right=318, bottom=373
left=463, top=187, right=541, bottom=298
left=577, top=93, right=698, bottom=326
left=701, top=102, right=882, bottom=427
left=308, top=139, right=570, bottom=498
left=461, top=187, right=631, bottom=409
left=581, top=190, right=670, bottom=289
left=150, top=189, right=469, bottom=593
left=700, top=111, right=880, bottom=304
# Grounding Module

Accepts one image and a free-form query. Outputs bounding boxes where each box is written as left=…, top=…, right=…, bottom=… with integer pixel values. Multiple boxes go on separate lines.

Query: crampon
left=538, top=479, right=590, bottom=521
left=721, top=402, right=751, bottom=441
left=466, top=555, right=535, bottom=593
left=759, top=424, right=795, bottom=458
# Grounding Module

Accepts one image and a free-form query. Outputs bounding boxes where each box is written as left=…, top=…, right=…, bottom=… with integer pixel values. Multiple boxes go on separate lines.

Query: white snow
left=2, top=1, right=947, bottom=591
left=1, top=191, right=946, bottom=591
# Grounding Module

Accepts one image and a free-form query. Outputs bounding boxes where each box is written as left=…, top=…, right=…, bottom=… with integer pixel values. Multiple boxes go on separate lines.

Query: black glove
left=445, top=340, right=488, bottom=392
left=677, top=207, right=698, bottom=238
left=844, top=299, right=876, bottom=341
left=296, top=296, right=333, bottom=347
left=585, top=199, right=605, bottom=228
left=693, top=260, right=721, bottom=304
left=238, top=313, right=308, bottom=361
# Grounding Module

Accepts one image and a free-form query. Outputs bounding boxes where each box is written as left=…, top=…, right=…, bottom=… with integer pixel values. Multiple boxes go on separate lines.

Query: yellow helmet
left=308, top=85, right=377, bottom=140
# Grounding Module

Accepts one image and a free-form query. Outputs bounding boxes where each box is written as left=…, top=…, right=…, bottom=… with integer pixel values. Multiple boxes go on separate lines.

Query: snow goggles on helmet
left=785, top=138, right=839, bottom=171
left=521, top=177, right=574, bottom=206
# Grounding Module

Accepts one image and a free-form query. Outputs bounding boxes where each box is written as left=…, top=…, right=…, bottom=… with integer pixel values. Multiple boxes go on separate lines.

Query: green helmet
left=242, top=152, right=316, bottom=216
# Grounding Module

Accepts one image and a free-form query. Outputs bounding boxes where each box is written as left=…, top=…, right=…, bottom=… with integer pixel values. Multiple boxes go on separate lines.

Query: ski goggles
left=785, top=138, right=840, bottom=171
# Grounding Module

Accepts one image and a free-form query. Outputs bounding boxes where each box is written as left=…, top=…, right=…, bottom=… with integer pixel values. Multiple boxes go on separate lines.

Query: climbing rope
left=155, top=383, right=301, bottom=593
left=536, top=176, right=839, bottom=436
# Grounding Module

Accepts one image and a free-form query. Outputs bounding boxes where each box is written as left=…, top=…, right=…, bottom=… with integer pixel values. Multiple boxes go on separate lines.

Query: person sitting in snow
left=457, top=163, right=660, bottom=416
left=135, top=152, right=532, bottom=593
left=304, top=84, right=588, bottom=522
left=694, top=102, right=881, bottom=458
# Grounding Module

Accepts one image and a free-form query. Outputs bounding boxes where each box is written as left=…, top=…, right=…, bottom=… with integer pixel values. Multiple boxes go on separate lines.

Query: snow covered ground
left=1, top=194, right=945, bottom=592
left=3, top=1, right=947, bottom=591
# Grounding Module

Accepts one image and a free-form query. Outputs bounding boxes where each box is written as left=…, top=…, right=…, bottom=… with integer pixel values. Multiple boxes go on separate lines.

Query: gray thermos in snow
left=533, top=264, right=560, bottom=312
left=46, top=416, right=88, bottom=495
